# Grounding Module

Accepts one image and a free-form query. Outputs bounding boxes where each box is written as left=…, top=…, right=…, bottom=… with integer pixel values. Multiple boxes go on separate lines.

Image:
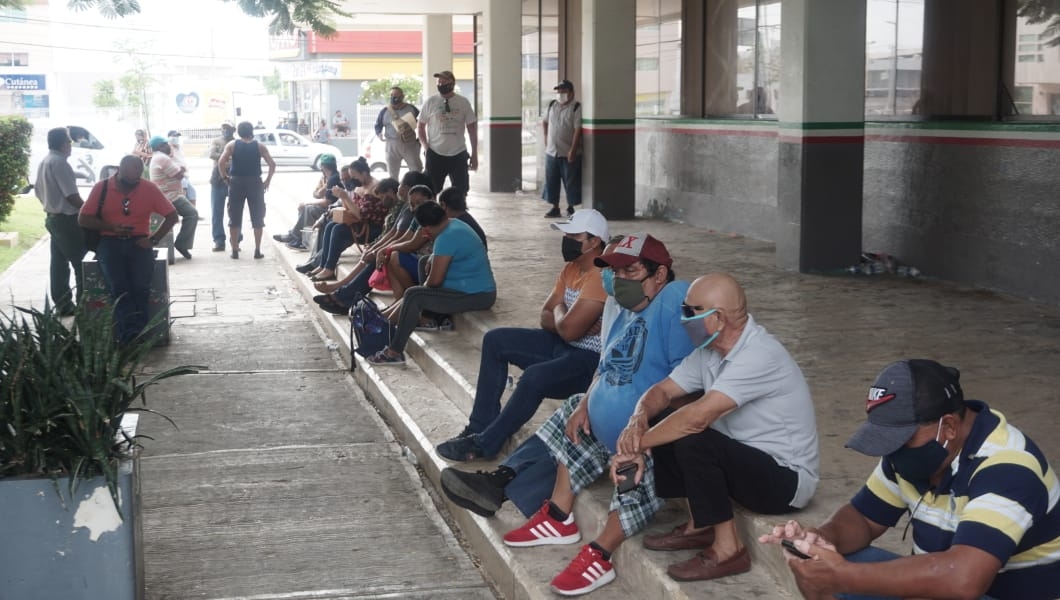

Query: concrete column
left=775, top=0, right=866, bottom=272
left=423, top=15, right=453, bottom=86
left=481, top=1, right=523, bottom=192
left=582, top=0, right=636, bottom=219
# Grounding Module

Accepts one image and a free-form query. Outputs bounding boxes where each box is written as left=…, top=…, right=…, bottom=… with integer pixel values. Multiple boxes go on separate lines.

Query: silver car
left=252, top=128, right=343, bottom=170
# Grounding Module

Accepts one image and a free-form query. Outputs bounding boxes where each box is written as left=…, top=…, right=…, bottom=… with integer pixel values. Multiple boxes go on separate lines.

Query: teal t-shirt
left=587, top=280, right=694, bottom=452
left=432, top=219, right=496, bottom=294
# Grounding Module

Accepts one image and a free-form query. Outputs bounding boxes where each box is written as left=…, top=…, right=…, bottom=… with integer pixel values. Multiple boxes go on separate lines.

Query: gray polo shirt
left=35, top=151, right=79, bottom=215
left=545, top=100, right=582, bottom=158
left=668, top=314, right=820, bottom=508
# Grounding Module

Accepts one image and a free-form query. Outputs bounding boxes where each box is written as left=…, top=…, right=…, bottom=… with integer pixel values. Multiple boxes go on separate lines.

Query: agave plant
left=0, top=301, right=202, bottom=512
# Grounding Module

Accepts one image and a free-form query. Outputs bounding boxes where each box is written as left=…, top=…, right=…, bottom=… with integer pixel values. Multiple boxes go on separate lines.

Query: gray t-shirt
left=35, top=151, right=79, bottom=215
left=668, top=314, right=820, bottom=508
left=545, top=100, right=582, bottom=158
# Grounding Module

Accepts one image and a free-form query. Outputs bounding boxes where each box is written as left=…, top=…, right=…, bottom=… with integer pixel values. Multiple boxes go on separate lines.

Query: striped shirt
left=851, top=401, right=1060, bottom=599
left=553, top=261, right=606, bottom=352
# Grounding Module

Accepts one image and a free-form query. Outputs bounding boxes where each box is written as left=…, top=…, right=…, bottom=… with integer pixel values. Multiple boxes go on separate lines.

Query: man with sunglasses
left=79, top=155, right=177, bottom=345
left=418, top=70, right=477, bottom=195
left=611, top=272, right=819, bottom=584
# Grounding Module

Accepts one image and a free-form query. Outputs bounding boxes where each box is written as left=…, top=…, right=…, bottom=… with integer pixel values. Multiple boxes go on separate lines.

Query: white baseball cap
left=550, top=209, right=609, bottom=241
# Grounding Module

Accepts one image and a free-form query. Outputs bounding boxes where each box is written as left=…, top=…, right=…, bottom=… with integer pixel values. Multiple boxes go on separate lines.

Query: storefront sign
left=0, top=74, right=46, bottom=91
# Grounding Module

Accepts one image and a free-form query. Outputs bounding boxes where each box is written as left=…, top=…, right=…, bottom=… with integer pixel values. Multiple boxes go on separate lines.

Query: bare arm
left=638, top=389, right=739, bottom=450
left=615, top=378, right=688, bottom=456
left=418, top=120, right=428, bottom=152
left=424, top=254, right=451, bottom=287
left=217, top=142, right=235, bottom=182
left=258, top=144, right=276, bottom=191
left=467, top=122, right=478, bottom=170
left=552, top=297, right=604, bottom=342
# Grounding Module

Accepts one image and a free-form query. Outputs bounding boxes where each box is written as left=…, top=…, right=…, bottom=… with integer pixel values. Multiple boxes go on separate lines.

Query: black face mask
left=118, top=177, right=139, bottom=189
left=561, top=237, right=583, bottom=262
left=437, top=83, right=455, bottom=95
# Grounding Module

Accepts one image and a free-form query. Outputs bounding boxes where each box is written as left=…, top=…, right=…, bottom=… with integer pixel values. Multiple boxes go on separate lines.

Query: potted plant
left=0, top=301, right=200, bottom=599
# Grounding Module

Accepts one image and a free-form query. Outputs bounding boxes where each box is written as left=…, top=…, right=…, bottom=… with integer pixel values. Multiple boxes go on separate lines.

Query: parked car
left=252, top=129, right=343, bottom=170
left=360, top=133, right=389, bottom=174
left=28, top=119, right=126, bottom=187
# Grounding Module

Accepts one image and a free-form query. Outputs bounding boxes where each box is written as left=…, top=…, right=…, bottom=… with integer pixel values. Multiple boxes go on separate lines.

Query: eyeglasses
left=121, top=198, right=130, bottom=216
left=443, top=98, right=451, bottom=113
left=681, top=303, right=706, bottom=319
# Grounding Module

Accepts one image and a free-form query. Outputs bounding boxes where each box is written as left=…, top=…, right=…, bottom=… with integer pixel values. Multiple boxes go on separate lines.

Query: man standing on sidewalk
left=542, top=79, right=583, bottom=218
left=375, top=86, right=422, bottom=180
left=148, top=136, right=199, bottom=260
left=209, top=122, right=236, bottom=251
left=418, top=70, right=477, bottom=194
left=35, top=127, right=85, bottom=315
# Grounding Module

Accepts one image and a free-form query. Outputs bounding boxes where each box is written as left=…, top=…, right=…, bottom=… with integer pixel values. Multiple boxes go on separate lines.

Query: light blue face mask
left=601, top=267, right=615, bottom=296
left=680, top=308, right=719, bottom=350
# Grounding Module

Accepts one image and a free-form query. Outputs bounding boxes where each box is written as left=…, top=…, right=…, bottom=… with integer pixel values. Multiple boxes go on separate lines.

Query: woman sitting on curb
left=367, top=201, right=496, bottom=366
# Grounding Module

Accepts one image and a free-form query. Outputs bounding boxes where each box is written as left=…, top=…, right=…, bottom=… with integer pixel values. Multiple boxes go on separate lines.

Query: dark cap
left=433, top=70, right=456, bottom=81
left=166, top=130, right=181, bottom=137
left=594, top=233, right=672, bottom=269
left=554, top=79, right=574, bottom=92
left=846, top=359, right=965, bottom=457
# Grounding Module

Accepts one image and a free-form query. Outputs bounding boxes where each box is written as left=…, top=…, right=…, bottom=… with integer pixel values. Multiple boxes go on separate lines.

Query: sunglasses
left=121, top=197, right=130, bottom=216
left=680, top=303, right=706, bottom=319
left=443, top=98, right=451, bottom=113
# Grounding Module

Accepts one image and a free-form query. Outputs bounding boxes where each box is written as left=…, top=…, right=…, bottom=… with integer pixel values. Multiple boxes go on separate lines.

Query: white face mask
left=557, top=93, right=570, bottom=104
left=168, top=137, right=180, bottom=146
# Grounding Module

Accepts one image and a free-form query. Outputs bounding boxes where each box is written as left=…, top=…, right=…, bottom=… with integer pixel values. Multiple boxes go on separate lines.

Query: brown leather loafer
left=666, top=546, right=751, bottom=582
left=643, top=523, right=716, bottom=551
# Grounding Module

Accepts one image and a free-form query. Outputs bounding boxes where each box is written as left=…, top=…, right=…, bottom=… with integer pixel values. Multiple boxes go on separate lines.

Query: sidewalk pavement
left=4, top=170, right=1060, bottom=598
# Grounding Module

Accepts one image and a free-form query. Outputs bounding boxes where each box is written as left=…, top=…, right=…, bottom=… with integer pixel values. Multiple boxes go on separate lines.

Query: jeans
left=332, top=267, right=374, bottom=307
left=210, top=182, right=227, bottom=246
left=171, top=196, right=199, bottom=251
left=95, top=237, right=155, bottom=344
left=44, top=213, right=86, bottom=312
left=425, top=148, right=470, bottom=195
left=542, top=153, right=582, bottom=207
left=467, top=328, right=599, bottom=457
left=501, top=435, right=558, bottom=518
left=835, top=547, right=997, bottom=600
left=317, top=221, right=354, bottom=270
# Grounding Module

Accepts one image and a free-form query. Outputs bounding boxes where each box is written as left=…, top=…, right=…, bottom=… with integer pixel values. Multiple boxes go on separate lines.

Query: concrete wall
left=635, top=119, right=1060, bottom=304
left=634, top=120, right=780, bottom=242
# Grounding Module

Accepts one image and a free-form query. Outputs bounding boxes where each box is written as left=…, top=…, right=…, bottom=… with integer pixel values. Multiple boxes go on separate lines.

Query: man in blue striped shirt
left=760, top=359, right=1060, bottom=599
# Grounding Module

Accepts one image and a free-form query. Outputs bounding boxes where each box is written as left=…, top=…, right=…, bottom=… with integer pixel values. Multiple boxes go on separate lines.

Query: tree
left=359, top=75, right=423, bottom=106
left=263, top=68, right=286, bottom=99
left=91, top=79, right=121, bottom=114
left=114, top=41, right=158, bottom=131
left=1019, top=0, right=1060, bottom=46
left=64, top=0, right=350, bottom=36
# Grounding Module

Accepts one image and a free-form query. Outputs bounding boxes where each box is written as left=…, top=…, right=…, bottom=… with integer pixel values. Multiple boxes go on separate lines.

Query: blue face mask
left=680, top=308, right=719, bottom=350
left=600, top=268, right=615, bottom=296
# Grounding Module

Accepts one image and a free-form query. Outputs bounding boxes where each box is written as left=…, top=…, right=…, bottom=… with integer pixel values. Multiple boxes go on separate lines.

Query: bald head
left=690, top=273, right=746, bottom=313
left=117, top=155, right=144, bottom=188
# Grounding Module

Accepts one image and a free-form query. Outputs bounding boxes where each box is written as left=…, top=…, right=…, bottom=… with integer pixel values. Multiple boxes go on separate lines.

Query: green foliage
left=92, top=79, right=121, bottom=111
left=113, top=41, right=157, bottom=131
left=263, top=68, right=286, bottom=99
left=0, top=116, right=32, bottom=228
left=0, top=0, right=27, bottom=8
left=1019, top=0, right=1060, bottom=46
left=66, top=0, right=349, bottom=35
left=0, top=303, right=202, bottom=512
left=359, top=75, right=423, bottom=106
left=0, top=195, right=48, bottom=274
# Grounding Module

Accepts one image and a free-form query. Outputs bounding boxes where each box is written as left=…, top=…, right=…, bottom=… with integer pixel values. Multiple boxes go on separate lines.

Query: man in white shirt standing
left=418, top=69, right=478, bottom=195
left=35, top=127, right=85, bottom=315
left=542, top=79, right=583, bottom=219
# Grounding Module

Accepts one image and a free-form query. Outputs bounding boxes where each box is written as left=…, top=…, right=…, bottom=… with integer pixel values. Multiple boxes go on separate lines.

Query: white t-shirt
left=419, top=93, right=477, bottom=157
left=545, top=99, right=581, bottom=157
left=668, top=314, right=820, bottom=508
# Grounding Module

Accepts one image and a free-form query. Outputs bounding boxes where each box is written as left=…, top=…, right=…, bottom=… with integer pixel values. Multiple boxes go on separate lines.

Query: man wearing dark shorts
left=218, top=121, right=276, bottom=259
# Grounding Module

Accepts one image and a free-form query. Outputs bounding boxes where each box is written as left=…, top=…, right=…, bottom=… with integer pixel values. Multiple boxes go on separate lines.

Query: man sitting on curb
left=435, top=209, right=609, bottom=462
left=274, top=154, right=339, bottom=249
left=612, top=272, right=819, bottom=582
left=760, top=359, right=1060, bottom=600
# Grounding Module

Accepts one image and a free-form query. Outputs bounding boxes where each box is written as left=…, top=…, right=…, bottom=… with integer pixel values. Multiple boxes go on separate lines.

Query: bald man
left=612, top=273, right=819, bottom=583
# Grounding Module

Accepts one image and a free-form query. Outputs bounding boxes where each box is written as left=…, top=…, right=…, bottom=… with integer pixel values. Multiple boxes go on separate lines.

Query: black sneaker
left=440, top=466, right=514, bottom=517
left=272, top=234, right=291, bottom=243
left=295, top=262, right=316, bottom=274
left=567, top=206, right=575, bottom=216
left=544, top=207, right=561, bottom=218
left=436, top=434, right=491, bottom=462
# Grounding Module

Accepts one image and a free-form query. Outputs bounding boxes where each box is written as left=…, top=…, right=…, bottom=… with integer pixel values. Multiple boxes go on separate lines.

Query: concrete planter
left=0, top=415, right=144, bottom=600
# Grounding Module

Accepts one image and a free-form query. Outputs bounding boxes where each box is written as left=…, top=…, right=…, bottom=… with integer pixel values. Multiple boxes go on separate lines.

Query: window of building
left=13, top=53, right=28, bottom=67
left=1011, top=3, right=1060, bottom=117
left=521, top=0, right=561, bottom=191
left=699, top=0, right=780, bottom=118
left=865, top=0, right=924, bottom=117
left=0, top=8, right=27, bottom=23
left=635, top=0, right=681, bottom=117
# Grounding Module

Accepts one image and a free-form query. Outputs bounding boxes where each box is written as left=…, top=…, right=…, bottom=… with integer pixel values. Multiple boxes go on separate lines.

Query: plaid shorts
left=536, top=394, right=665, bottom=537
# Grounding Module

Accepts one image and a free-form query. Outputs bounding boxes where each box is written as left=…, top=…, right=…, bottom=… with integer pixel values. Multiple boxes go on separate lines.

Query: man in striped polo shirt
left=761, top=359, right=1060, bottom=599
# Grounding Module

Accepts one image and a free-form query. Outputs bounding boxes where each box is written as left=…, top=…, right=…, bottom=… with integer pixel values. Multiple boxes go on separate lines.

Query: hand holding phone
left=781, top=538, right=813, bottom=560
left=615, top=462, right=639, bottom=494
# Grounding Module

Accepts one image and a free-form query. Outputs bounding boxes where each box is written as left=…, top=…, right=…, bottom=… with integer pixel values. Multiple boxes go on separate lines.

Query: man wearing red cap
left=761, top=359, right=1060, bottom=599
left=542, top=79, right=583, bottom=218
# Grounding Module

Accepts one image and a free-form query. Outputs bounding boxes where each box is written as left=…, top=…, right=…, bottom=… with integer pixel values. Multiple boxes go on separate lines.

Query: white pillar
left=423, top=14, right=453, bottom=87
left=481, top=0, right=522, bottom=191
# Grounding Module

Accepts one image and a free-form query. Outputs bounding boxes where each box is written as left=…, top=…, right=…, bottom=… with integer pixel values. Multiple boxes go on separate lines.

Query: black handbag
left=82, top=179, right=108, bottom=252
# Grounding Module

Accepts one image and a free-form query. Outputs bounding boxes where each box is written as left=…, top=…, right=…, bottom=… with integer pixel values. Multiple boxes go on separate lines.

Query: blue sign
left=0, top=74, right=46, bottom=91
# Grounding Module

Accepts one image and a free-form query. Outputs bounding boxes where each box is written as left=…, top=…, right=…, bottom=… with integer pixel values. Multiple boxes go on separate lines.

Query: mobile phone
left=615, top=462, right=639, bottom=494
left=781, top=539, right=813, bottom=560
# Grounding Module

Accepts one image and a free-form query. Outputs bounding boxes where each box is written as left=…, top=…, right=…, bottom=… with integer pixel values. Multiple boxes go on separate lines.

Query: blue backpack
left=348, top=295, right=396, bottom=368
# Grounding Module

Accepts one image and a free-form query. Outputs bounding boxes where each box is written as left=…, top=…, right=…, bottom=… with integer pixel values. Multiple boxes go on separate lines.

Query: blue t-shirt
left=432, top=218, right=496, bottom=294
left=588, top=280, right=694, bottom=452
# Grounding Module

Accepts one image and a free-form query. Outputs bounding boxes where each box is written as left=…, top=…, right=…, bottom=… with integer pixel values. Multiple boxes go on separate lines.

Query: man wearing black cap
left=542, top=79, right=583, bottom=218
left=417, top=69, right=477, bottom=195
left=760, top=359, right=1060, bottom=600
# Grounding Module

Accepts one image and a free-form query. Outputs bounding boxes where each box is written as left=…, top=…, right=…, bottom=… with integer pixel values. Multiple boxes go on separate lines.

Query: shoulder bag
left=82, top=179, right=108, bottom=253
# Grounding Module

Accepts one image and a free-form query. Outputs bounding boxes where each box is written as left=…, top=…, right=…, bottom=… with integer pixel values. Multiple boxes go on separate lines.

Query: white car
left=360, top=133, right=389, bottom=174
left=28, top=119, right=127, bottom=187
left=251, top=129, right=343, bottom=170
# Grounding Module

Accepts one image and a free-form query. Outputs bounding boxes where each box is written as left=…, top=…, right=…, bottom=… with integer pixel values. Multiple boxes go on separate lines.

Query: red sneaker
left=502, top=501, right=580, bottom=547
left=550, top=544, right=616, bottom=596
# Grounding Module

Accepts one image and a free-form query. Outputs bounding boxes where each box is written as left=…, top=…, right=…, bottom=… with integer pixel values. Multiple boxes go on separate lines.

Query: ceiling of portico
left=338, top=0, right=487, bottom=16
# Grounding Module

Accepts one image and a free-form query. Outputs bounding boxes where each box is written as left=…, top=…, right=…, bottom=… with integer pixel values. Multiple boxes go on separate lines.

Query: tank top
left=231, top=139, right=262, bottom=177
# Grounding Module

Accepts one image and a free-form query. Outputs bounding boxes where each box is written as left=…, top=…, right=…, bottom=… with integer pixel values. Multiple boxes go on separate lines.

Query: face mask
left=561, top=236, right=583, bottom=262
left=118, top=177, right=139, bottom=189
left=613, top=276, right=649, bottom=311
left=600, top=268, right=615, bottom=296
left=558, top=93, right=570, bottom=104
left=437, top=83, right=455, bottom=95
left=886, top=417, right=950, bottom=488
left=168, top=136, right=180, bottom=146
left=391, top=96, right=402, bottom=105
left=681, top=308, right=719, bottom=350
